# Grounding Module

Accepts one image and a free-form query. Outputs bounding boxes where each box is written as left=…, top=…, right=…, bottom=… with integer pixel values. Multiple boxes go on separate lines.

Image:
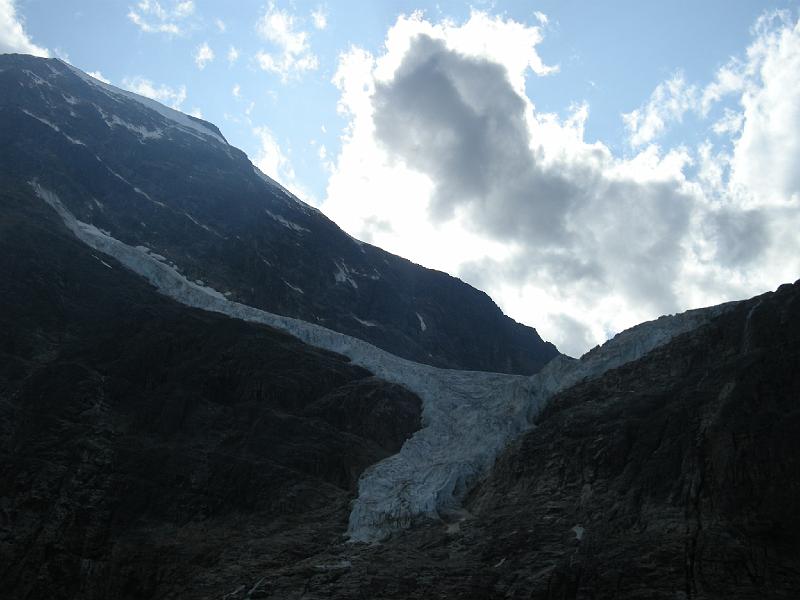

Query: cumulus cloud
left=311, top=6, right=327, bottom=30
left=0, top=0, right=48, bottom=56
left=227, top=45, right=239, bottom=65
left=127, top=0, right=194, bottom=35
left=622, top=73, right=698, bottom=147
left=121, top=76, right=187, bottom=109
left=255, top=3, right=318, bottom=80
left=194, top=41, right=213, bottom=69
left=87, top=70, right=111, bottom=84
left=321, top=10, right=800, bottom=357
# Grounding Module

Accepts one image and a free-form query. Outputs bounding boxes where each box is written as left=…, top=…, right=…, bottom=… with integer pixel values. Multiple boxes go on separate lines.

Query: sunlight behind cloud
left=322, top=9, right=800, bottom=357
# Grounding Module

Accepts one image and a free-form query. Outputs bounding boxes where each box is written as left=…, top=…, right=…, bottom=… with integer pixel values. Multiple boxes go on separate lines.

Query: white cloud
left=0, top=0, right=49, bottom=56
left=727, top=10, right=800, bottom=206
left=232, top=83, right=240, bottom=98
left=194, top=41, right=213, bottom=69
left=321, top=10, right=800, bottom=357
left=622, top=73, right=698, bottom=147
left=227, top=45, right=239, bottom=64
left=311, top=6, right=327, bottom=30
left=533, top=11, right=548, bottom=26
left=255, top=2, right=318, bottom=80
left=189, top=107, right=202, bottom=118
left=127, top=0, right=194, bottom=35
left=252, top=125, right=311, bottom=199
left=121, top=76, right=187, bottom=109
left=214, top=18, right=226, bottom=33
left=87, top=70, right=111, bottom=84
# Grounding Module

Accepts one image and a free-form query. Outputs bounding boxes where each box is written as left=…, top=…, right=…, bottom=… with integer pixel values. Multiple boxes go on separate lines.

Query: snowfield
left=33, top=183, right=737, bottom=543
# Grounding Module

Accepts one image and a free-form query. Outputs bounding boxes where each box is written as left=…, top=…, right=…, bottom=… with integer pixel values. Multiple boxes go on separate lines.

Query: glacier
left=33, top=182, right=737, bottom=543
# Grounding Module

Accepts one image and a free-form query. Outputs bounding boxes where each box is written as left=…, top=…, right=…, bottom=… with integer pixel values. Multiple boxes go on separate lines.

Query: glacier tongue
left=33, top=183, right=737, bottom=543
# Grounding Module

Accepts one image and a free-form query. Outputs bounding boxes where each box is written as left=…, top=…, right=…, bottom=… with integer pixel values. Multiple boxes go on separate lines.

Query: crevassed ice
left=32, top=183, right=736, bottom=543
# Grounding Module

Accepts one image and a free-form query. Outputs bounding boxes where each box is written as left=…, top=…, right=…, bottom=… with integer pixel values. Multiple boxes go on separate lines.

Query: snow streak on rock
left=63, top=61, right=227, bottom=145
left=33, top=183, right=736, bottom=543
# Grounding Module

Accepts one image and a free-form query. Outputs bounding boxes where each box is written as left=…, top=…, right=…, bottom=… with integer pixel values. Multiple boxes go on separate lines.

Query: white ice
left=265, top=209, right=309, bottom=233
left=334, top=261, right=358, bottom=289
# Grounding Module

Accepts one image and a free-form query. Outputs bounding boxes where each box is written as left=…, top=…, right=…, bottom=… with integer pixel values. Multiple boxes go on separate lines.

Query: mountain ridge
left=0, top=53, right=558, bottom=375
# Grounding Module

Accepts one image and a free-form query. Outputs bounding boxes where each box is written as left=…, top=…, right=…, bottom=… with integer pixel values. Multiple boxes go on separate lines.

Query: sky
left=3, top=0, right=800, bottom=357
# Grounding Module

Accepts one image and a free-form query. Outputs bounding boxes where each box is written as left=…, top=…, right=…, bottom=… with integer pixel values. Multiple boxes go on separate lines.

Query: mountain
left=4, top=178, right=798, bottom=597
left=0, top=53, right=558, bottom=375
left=0, top=174, right=423, bottom=599
left=2, top=52, right=799, bottom=599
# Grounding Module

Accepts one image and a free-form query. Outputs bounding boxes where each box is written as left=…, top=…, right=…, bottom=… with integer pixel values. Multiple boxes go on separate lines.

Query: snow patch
left=283, top=280, right=304, bottom=294
left=352, top=315, right=378, bottom=328
left=92, top=255, right=113, bottom=269
left=572, top=525, right=585, bottom=541
left=416, top=312, right=427, bottom=332
left=265, top=209, right=309, bottom=233
left=33, top=181, right=737, bottom=544
left=22, top=69, right=52, bottom=87
left=334, top=261, right=358, bottom=289
left=64, top=62, right=226, bottom=144
left=182, top=211, right=224, bottom=238
left=96, top=107, right=163, bottom=140
left=93, top=156, right=165, bottom=207
left=20, top=108, right=85, bottom=145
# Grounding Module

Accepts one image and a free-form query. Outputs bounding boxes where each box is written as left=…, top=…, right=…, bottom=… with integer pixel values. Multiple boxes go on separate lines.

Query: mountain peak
left=0, top=52, right=559, bottom=374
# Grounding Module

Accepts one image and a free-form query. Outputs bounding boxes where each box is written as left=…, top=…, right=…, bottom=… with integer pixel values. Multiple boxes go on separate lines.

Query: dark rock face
left=0, top=189, right=422, bottom=599
left=0, top=53, right=558, bottom=375
left=460, top=280, right=800, bottom=598
left=200, top=282, right=799, bottom=600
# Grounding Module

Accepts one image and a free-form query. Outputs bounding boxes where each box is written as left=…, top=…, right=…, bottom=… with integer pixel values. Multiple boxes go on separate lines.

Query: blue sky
left=3, top=0, right=800, bottom=355
left=13, top=0, right=785, bottom=199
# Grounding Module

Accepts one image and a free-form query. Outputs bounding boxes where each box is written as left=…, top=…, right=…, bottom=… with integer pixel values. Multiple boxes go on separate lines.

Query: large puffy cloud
left=322, top=10, right=800, bottom=357
left=729, top=11, right=800, bottom=205
left=0, top=0, right=48, bottom=56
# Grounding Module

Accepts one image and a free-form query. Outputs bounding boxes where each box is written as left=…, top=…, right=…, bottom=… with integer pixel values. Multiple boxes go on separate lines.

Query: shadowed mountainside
left=0, top=181, right=421, bottom=599
left=204, top=280, right=800, bottom=600
left=0, top=53, right=558, bottom=375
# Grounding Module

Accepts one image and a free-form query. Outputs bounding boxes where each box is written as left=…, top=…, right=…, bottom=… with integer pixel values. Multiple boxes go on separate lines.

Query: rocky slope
left=0, top=182, right=423, bottom=598
left=0, top=53, right=558, bottom=375
left=236, top=280, right=798, bottom=600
